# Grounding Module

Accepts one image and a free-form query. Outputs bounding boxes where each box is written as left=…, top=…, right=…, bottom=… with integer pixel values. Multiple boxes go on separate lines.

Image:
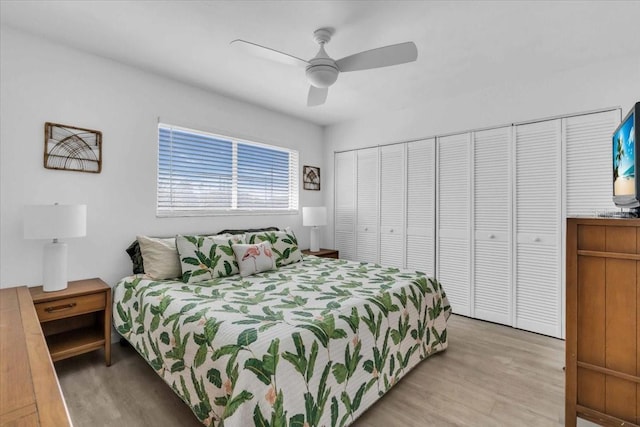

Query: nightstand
left=302, top=248, right=339, bottom=259
left=29, top=278, right=111, bottom=366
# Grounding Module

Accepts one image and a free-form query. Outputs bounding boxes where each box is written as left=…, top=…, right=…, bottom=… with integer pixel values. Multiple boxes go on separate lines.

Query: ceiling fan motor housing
left=306, top=42, right=339, bottom=88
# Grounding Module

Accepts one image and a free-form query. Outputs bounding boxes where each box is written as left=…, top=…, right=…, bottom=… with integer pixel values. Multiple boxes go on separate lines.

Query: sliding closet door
left=334, top=151, right=356, bottom=261
left=565, top=109, right=620, bottom=216
left=406, top=139, right=435, bottom=275
left=437, top=133, right=471, bottom=316
left=379, top=144, right=405, bottom=268
left=356, top=148, right=379, bottom=263
left=473, top=127, right=512, bottom=325
left=514, top=119, right=562, bottom=337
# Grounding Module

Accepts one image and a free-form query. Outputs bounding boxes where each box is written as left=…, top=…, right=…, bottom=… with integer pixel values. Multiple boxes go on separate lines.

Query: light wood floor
left=55, top=315, right=565, bottom=426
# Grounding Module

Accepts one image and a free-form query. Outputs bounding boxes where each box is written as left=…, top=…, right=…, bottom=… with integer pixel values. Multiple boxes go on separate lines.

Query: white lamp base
left=310, top=226, right=320, bottom=252
left=43, top=240, right=68, bottom=292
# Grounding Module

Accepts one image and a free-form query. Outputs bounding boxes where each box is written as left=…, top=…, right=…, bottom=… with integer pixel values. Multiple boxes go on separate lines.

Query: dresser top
left=567, top=216, right=640, bottom=226
left=0, top=286, right=71, bottom=426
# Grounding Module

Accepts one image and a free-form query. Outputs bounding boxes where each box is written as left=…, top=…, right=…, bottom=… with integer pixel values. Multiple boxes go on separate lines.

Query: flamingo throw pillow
left=245, top=227, right=303, bottom=267
left=232, top=242, right=277, bottom=277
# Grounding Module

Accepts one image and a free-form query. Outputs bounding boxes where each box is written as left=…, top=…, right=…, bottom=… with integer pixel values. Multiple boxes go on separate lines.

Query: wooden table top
left=0, top=286, right=72, bottom=426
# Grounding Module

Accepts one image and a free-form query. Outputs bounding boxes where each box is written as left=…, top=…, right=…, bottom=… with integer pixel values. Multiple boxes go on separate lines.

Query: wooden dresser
left=0, top=286, right=72, bottom=426
left=566, top=217, right=639, bottom=426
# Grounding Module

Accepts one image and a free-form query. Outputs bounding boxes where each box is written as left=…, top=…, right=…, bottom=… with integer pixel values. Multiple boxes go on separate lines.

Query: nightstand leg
left=105, top=341, right=112, bottom=366
left=105, top=289, right=112, bottom=366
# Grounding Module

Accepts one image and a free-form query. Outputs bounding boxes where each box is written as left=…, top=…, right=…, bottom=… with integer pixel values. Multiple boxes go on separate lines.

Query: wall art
left=303, top=165, right=320, bottom=190
left=44, top=122, right=102, bottom=173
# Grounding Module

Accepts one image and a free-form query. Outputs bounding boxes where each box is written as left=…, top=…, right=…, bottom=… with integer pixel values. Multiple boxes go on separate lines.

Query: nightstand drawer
left=321, top=251, right=339, bottom=259
left=35, top=292, right=105, bottom=322
left=302, top=248, right=339, bottom=259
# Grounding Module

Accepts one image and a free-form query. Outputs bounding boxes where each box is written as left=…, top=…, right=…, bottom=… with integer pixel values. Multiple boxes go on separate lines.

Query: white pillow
left=136, top=235, right=182, bottom=280
left=232, top=242, right=277, bottom=277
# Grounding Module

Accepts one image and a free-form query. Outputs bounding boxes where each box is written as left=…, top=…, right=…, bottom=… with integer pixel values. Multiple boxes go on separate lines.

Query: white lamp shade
left=24, top=204, right=87, bottom=240
left=302, top=206, right=327, bottom=227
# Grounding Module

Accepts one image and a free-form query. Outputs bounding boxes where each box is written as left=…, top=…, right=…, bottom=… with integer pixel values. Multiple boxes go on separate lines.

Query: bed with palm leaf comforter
left=113, top=255, right=450, bottom=427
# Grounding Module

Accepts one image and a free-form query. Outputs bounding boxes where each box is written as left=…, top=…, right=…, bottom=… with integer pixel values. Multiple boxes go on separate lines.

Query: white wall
left=322, top=55, right=640, bottom=247
left=0, top=27, right=324, bottom=288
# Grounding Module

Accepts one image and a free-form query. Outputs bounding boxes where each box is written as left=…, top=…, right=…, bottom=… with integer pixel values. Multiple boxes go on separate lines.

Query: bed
left=113, top=253, right=450, bottom=426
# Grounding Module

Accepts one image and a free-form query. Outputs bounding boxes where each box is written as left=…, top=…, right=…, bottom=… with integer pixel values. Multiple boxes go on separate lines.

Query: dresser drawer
left=34, top=292, right=106, bottom=322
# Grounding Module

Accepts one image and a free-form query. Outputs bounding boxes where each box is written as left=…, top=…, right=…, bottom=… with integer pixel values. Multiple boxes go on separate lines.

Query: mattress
left=112, top=255, right=451, bottom=426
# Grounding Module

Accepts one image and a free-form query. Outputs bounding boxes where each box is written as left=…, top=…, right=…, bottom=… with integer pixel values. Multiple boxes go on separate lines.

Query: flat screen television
left=612, top=102, right=639, bottom=211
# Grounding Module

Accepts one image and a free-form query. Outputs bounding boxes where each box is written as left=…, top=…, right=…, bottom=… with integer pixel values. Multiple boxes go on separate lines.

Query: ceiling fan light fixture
left=306, top=64, right=338, bottom=88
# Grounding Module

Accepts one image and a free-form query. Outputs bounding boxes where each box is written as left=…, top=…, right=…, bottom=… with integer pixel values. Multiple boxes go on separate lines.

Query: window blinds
left=158, top=124, right=298, bottom=216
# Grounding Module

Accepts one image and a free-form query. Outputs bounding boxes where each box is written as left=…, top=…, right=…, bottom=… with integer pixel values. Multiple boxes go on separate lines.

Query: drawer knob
left=489, top=234, right=495, bottom=239
left=45, top=302, right=77, bottom=313
left=390, top=228, right=394, bottom=233
left=534, top=237, right=541, bottom=242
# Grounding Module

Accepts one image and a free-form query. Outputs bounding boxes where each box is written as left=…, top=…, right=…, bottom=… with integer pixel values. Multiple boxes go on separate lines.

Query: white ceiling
left=2, top=1, right=639, bottom=126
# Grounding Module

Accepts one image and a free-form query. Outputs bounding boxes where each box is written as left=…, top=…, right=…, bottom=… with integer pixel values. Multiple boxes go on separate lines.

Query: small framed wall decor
left=44, top=122, right=102, bottom=173
left=303, top=165, right=320, bottom=190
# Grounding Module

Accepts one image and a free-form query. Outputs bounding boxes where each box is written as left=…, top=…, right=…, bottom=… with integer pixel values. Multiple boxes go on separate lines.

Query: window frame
left=157, top=123, right=299, bottom=217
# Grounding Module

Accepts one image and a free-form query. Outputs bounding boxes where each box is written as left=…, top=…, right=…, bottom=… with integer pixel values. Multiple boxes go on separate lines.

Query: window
left=158, top=124, right=298, bottom=216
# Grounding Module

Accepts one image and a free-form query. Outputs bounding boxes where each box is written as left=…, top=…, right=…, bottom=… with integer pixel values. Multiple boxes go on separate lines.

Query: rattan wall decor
left=303, top=165, right=320, bottom=190
left=44, top=122, right=102, bottom=173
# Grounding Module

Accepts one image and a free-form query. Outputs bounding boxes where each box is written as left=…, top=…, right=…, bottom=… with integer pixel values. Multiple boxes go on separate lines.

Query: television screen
left=613, top=111, right=635, bottom=197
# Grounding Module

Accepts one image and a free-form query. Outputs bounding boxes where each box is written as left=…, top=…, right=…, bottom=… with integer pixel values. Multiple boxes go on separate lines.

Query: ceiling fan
left=231, top=28, right=418, bottom=107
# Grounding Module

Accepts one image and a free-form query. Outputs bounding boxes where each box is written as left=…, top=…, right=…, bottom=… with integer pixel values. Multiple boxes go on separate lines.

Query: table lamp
left=302, top=206, right=327, bottom=252
left=24, top=203, right=87, bottom=292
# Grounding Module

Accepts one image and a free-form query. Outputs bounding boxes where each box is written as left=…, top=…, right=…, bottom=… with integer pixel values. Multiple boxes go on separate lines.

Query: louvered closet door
left=565, top=109, right=620, bottom=216
left=334, top=151, right=356, bottom=261
left=438, top=133, right=471, bottom=316
left=379, top=144, right=405, bottom=268
left=515, top=119, right=562, bottom=338
left=406, top=139, right=435, bottom=275
left=473, top=127, right=512, bottom=325
left=356, top=148, right=379, bottom=263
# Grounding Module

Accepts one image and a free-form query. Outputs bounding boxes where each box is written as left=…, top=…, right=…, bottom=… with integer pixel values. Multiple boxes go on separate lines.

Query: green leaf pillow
left=245, top=227, right=302, bottom=267
left=175, top=234, right=244, bottom=283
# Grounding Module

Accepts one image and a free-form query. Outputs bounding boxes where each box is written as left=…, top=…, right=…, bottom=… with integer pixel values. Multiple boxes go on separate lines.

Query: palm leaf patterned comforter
left=113, top=256, right=451, bottom=427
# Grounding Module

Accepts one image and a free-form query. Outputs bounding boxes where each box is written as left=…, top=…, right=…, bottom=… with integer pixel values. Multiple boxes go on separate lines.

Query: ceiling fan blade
left=307, top=86, right=328, bottom=107
left=231, top=39, right=308, bottom=68
left=336, top=41, right=418, bottom=72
